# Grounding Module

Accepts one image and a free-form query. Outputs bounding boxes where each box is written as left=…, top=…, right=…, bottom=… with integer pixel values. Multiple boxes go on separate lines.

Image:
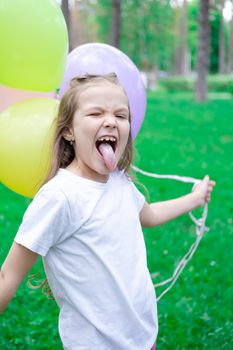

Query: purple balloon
left=58, top=43, right=146, bottom=138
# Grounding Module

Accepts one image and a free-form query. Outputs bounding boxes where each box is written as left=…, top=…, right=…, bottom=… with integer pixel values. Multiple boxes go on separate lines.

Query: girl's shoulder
left=33, top=175, right=69, bottom=211
left=33, top=170, right=78, bottom=212
left=38, top=168, right=110, bottom=214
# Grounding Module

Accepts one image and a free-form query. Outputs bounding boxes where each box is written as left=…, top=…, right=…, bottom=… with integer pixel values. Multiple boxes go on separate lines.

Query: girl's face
left=64, top=81, right=130, bottom=182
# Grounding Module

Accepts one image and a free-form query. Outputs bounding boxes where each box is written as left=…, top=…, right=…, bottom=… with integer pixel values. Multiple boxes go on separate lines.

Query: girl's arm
left=0, top=242, right=39, bottom=314
left=140, top=175, right=215, bottom=228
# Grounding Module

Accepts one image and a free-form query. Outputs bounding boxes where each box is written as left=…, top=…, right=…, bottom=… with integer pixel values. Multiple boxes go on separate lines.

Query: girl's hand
left=192, top=175, right=216, bottom=207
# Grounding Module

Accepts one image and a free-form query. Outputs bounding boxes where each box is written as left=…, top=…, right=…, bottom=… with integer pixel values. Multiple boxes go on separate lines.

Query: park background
left=0, top=0, right=233, bottom=349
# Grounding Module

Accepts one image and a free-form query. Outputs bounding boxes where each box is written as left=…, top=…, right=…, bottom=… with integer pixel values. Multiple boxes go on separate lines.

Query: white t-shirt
left=15, top=169, right=158, bottom=350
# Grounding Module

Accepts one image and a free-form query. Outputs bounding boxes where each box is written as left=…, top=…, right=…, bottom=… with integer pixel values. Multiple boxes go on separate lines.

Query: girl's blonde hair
left=28, top=73, right=134, bottom=298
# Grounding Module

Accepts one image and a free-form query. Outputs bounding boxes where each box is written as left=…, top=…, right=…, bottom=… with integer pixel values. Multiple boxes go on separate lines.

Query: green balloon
left=0, top=0, right=68, bottom=91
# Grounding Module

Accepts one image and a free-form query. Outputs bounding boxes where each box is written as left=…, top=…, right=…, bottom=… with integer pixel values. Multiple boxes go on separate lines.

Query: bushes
left=159, top=75, right=233, bottom=93
left=159, top=76, right=195, bottom=92
left=207, top=75, right=233, bottom=93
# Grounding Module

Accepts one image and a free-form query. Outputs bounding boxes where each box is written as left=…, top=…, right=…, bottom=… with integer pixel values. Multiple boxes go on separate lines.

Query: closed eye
left=88, top=112, right=101, bottom=117
left=116, top=114, right=128, bottom=119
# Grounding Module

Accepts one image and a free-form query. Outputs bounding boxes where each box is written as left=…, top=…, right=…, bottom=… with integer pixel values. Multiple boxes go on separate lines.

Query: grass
left=1, top=91, right=233, bottom=349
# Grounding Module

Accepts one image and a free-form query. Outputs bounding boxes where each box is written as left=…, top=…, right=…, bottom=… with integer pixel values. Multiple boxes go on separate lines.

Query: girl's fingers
left=201, top=177, right=215, bottom=203
left=208, top=181, right=215, bottom=191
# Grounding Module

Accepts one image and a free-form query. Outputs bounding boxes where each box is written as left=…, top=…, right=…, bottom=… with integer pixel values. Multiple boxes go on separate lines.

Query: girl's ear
left=62, top=127, right=74, bottom=141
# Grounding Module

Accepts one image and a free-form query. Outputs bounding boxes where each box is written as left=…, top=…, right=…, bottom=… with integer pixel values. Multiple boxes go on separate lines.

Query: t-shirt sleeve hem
left=137, top=195, right=145, bottom=212
left=14, top=237, right=48, bottom=257
left=130, top=182, right=145, bottom=212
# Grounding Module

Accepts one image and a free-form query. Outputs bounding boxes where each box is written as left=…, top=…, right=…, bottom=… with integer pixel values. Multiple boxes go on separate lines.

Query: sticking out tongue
left=98, top=142, right=116, bottom=171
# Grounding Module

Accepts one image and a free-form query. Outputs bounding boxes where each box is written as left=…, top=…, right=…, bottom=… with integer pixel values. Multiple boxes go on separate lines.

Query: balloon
left=58, top=43, right=146, bottom=138
left=0, top=85, right=56, bottom=112
left=0, top=99, right=59, bottom=197
left=0, top=0, right=68, bottom=91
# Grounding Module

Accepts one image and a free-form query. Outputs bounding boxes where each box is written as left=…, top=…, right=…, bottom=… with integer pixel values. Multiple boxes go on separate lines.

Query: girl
left=0, top=74, right=215, bottom=350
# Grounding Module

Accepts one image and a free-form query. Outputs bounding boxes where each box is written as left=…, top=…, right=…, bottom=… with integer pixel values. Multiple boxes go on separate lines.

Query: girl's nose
left=103, top=114, right=117, bottom=128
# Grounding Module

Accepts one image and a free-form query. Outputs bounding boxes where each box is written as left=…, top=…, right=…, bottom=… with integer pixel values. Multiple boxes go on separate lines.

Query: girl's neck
left=65, top=160, right=110, bottom=183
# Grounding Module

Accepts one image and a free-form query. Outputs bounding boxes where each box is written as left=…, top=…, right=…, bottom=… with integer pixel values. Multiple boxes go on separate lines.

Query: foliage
left=207, top=74, right=233, bottom=92
left=159, top=75, right=233, bottom=93
left=209, top=5, right=221, bottom=73
left=95, top=0, right=175, bottom=70
left=94, top=0, right=112, bottom=43
left=1, top=91, right=233, bottom=348
left=188, top=0, right=199, bottom=71
left=209, top=2, right=231, bottom=74
left=159, top=76, right=196, bottom=92
left=76, top=0, right=233, bottom=78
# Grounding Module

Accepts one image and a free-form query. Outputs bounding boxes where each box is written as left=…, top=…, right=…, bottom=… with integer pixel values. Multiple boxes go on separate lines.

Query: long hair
left=28, top=73, right=134, bottom=298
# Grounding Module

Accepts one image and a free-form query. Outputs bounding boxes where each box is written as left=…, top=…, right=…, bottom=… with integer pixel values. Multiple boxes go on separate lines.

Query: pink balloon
left=58, top=43, right=146, bottom=138
left=0, top=85, right=56, bottom=112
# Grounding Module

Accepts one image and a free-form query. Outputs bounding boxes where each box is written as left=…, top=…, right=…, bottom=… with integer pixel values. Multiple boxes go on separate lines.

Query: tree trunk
left=180, top=0, right=189, bottom=76
left=196, top=0, right=210, bottom=101
left=111, top=0, right=121, bottom=48
left=173, top=1, right=189, bottom=76
left=218, top=0, right=225, bottom=74
left=227, top=1, right=233, bottom=73
left=173, top=7, right=181, bottom=75
left=61, top=0, right=71, bottom=52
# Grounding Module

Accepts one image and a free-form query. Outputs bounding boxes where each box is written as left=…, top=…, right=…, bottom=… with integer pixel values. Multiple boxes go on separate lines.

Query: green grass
left=1, top=91, right=233, bottom=349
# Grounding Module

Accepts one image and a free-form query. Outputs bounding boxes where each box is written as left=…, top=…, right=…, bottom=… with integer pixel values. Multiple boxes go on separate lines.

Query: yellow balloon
left=0, top=0, right=68, bottom=91
left=0, top=99, right=59, bottom=197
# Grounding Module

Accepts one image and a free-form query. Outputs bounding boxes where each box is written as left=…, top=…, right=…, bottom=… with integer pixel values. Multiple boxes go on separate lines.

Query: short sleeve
left=14, top=186, right=72, bottom=256
left=129, top=181, right=145, bottom=213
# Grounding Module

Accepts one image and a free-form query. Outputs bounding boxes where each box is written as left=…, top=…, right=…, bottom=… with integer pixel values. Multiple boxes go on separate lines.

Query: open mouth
left=95, top=136, right=117, bottom=154
left=95, top=136, right=118, bottom=171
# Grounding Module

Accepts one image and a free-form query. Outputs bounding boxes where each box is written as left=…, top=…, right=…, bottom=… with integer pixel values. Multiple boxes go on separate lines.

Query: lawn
left=0, top=91, right=232, bottom=349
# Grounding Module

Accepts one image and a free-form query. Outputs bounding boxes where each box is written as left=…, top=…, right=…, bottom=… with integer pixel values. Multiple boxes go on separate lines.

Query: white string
left=131, top=164, right=209, bottom=302
left=131, top=165, right=201, bottom=184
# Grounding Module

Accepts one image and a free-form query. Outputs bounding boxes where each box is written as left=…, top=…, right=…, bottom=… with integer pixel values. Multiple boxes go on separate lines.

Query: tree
left=61, top=0, right=71, bottom=52
left=173, top=0, right=190, bottom=75
left=219, top=0, right=226, bottom=73
left=209, top=4, right=221, bottom=73
left=196, top=0, right=211, bottom=101
left=95, top=0, right=175, bottom=72
left=69, top=0, right=98, bottom=50
left=95, top=0, right=112, bottom=44
left=227, top=0, right=233, bottom=72
left=111, top=0, right=121, bottom=48
left=188, top=1, right=199, bottom=72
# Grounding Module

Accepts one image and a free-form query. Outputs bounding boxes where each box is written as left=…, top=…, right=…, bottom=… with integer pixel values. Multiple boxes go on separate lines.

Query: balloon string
left=131, top=164, right=209, bottom=302
left=131, top=164, right=201, bottom=184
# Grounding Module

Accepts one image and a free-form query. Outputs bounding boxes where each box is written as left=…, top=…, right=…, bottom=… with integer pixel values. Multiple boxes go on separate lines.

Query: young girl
left=0, top=74, right=215, bottom=350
